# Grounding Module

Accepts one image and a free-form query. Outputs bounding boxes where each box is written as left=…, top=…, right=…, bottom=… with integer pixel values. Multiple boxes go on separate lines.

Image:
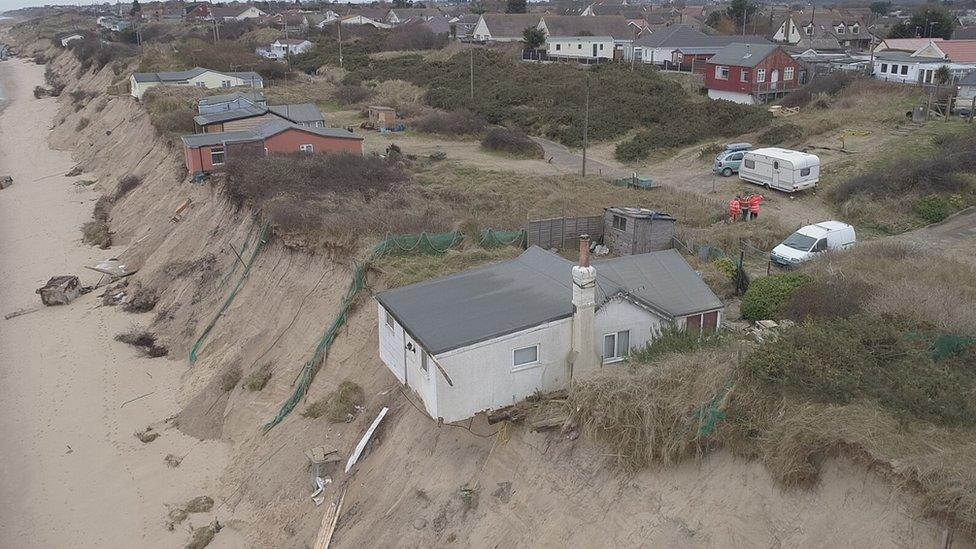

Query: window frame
left=740, top=69, right=749, bottom=82
left=900, top=65, right=908, bottom=75
left=602, top=330, right=631, bottom=363
left=513, top=345, right=540, bottom=370
left=611, top=214, right=627, bottom=231
left=715, top=65, right=730, bottom=80
left=756, top=69, right=766, bottom=83
left=420, top=351, right=430, bottom=375
left=299, top=143, right=314, bottom=154
left=743, top=158, right=755, bottom=169
left=210, top=146, right=226, bottom=166
left=384, top=309, right=395, bottom=331
left=800, top=167, right=811, bottom=177
left=784, top=67, right=794, bottom=81
left=881, top=63, right=888, bottom=73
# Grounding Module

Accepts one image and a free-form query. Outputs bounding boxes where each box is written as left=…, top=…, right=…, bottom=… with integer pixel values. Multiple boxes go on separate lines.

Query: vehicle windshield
left=782, top=232, right=817, bottom=252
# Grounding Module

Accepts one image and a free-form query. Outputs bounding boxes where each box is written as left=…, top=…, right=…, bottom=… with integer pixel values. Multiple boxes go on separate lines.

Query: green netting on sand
left=189, top=218, right=272, bottom=364
left=262, top=229, right=525, bottom=432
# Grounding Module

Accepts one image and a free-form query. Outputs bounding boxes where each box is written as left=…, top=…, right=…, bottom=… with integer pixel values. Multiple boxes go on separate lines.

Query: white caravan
left=738, top=147, right=820, bottom=192
left=770, top=220, right=856, bottom=266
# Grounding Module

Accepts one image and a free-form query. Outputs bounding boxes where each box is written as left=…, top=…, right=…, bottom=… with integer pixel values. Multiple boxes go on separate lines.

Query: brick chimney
left=571, top=235, right=599, bottom=379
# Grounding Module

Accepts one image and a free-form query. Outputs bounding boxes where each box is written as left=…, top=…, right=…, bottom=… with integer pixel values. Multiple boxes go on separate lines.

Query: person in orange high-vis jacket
left=729, top=196, right=742, bottom=222
left=748, top=194, right=762, bottom=220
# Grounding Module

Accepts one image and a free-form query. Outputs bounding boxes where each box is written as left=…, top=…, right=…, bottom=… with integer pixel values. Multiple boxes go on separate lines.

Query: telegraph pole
left=469, top=48, right=474, bottom=101
left=337, top=20, right=343, bottom=68
left=582, top=71, right=589, bottom=178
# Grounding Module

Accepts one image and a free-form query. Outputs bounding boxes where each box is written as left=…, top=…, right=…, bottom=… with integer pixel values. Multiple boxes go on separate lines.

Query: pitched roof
left=541, top=15, right=635, bottom=40
left=878, top=37, right=944, bottom=52
left=193, top=104, right=268, bottom=125
left=198, top=91, right=266, bottom=106
left=181, top=120, right=361, bottom=148
left=131, top=67, right=262, bottom=84
left=377, top=246, right=722, bottom=355
left=936, top=40, right=976, bottom=64
left=267, top=103, right=325, bottom=124
left=635, top=25, right=769, bottom=48
left=707, top=42, right=780, bottom=67
left=479, top=13, right=542, bottom=39
left=193, top=103, right=324, bottom=125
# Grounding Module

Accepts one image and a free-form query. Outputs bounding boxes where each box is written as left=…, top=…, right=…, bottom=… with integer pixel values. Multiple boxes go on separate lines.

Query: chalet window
left=602, top=330, right=630, bottom=362
left=900, top=65, right=908, bottom=75
left=556, top=43, right=561, bottom=51
left=578, top=44, right=582, bottom=50
left=740, top=69, right=749, bottom=82
left=891, top=64, right=899, bottom=74
left=599, top=44, right=604, bottom=50
left=715, top=65, right=729, bottom=80
left=800, top=167, right=811, bottom=176
left=513, top=345, right=539, bottom=368
left=881, top=63, right=888, bottom=73
left=784, top=67, right=794, bottom=80
left=836, top=25, right=845, bottom=34
left=385, top=310, right=395, bottom=330
left=195, top=82, right=206, bottom=87
left=744, top=158, right=755, bottom=169
left=210, top=146, right=225, bottom=166
left=221, top=80, right=231, bottom=88
left=612, top=214, right=627, bottom=231
left=756, top=69, right=766, bottom=82
left=300, top=144, right=314, bottom=154
left=420, top=352, right=429, bottom=375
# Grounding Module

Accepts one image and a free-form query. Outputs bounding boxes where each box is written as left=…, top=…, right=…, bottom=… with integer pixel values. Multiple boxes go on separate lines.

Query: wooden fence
left=525, top=215, right=604, bottom=250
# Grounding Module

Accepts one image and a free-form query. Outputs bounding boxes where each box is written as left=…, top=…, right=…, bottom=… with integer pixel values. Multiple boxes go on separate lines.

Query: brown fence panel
left=525, top=215, right=604, bottom=249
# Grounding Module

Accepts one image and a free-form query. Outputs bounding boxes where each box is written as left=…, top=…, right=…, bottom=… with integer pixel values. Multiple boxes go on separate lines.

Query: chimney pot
left=579, top=234, right=591, bottom=268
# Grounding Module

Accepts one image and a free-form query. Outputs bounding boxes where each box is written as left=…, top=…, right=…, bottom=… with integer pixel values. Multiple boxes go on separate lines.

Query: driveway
left=898, top=207, right=976, bottom=266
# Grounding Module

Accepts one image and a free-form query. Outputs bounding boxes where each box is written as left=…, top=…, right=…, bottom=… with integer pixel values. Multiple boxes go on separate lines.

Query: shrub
left=630, top=325, right=727, bottom=363
left=93, top=195, right=112, bottom=222
left=44, top=67, right=65, bottom=96
left=302, top=381, right=365, bottom=422
left=779, top=72, right=853, bottom=108
left=114, top=175, right=142, bottom=199
left=115, top=328, right=168, bottom=357
left=33, top=86, right=48, bottom=98
left=82, top=220, right=111, bottom=248
left=481, top=128, right=544, bottom=158
left=335, top=84, right=373, bottom=105
left=220, top=367, right=242, bottom=392
left=76, top=118, right=90, bottom=131
left=243, top=363, right=272, bottom=391
left=412, top=110, right=486, bottom=136
left=68, top=36, right=137, bottom=73
left=913, top=194, right=960, bottom=224
left=781, top=277, right=873, bottom=321
left=122, top=283, right=158, bottom=313
left=756, top=123, right=803, bottom=146
left=740, top=273, right=812, bottom=321
left=811, top=92, right=832, bottom=109
left=33, top=53, right=48, bottom=64
left=384, top=22, right=448, bottom=51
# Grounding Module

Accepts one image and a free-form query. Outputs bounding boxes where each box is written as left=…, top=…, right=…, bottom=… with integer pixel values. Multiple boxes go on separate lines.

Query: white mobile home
left=376, top=243, right=723, bottom=423
left=739, top=147, right=819, bottom=192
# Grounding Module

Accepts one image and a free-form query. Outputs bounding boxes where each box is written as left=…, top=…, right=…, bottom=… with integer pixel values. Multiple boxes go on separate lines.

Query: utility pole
left=469, top=48, right=474, bottom=101
left=581, top=71, right=589, bottom=178
left=337, top=20, right=343, bottom=68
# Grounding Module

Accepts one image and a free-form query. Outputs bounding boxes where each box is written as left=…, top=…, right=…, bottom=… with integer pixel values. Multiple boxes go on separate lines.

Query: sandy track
left=0, top=59, right=242, bottom=548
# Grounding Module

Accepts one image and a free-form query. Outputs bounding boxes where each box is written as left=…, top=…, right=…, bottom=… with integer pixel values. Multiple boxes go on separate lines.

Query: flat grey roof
left=193, top=104, right=267, bottom=125
left=132, top=67, right=263, bottom=84
left=193, top=103, right=324, bottom=126
left=377, top=246, right=722, bottom=355
left=181, top=120, right=362, bottom=148
left=268, top=103, right=325, bottom=124
left=198, top=91, right=266, bottom=106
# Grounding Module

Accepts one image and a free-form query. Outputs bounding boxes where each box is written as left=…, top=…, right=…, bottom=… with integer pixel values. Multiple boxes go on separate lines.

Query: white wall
left=377, top=303, right=438, bottom=418
left=547, top=38, right=614, bottom=59
left=873, top=60, right=922, bottom=83
left=595, top=298, right=665, bottom=361
left=707, top=89, right=755, bottom=104
left=435, top=318, right=573, bottom=423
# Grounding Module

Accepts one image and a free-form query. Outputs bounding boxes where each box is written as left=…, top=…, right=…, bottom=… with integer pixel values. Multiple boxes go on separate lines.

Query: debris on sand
left=167, top=508, right=189, bottom=528
left=184, top=496, right=214, bottom=513
left=185, top=520, right=221, bottom=549
left=164, top=454, right=183, bottom=468
left=36, top=275, right=87, bottom=305
left=100, top=280, right=129, bottom=306
left=65, top=166, right=83, bottom=177
left=135, top=427, right=159, bottom=443
left=121, top=282, right=158, bottom=313
left=73, top=179, right=95, bottom=187
left=115, top=328, right=169, bottom=357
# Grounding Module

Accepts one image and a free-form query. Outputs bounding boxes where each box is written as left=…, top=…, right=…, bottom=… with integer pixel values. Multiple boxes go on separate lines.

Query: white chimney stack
left=571, top=235, right=599, bottom=379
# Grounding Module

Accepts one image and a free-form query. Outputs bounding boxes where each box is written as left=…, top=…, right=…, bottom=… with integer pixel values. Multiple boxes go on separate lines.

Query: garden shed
left=603, top=207, right=676, bottom=255
left=367, top=106, right=397, bottom=130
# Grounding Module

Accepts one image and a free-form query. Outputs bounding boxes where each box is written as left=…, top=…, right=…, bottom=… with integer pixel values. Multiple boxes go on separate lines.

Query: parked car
left=712, top=142, right=752, bottom=177
left=770, top=221, right=856, bottom=266
left=739, top=147, right=819, bottom=192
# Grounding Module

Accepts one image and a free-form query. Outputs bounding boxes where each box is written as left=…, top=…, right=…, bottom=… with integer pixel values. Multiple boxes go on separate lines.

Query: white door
left=772, top=160, right=781, bottom=188
left=770, top=69, right=780, bottom=90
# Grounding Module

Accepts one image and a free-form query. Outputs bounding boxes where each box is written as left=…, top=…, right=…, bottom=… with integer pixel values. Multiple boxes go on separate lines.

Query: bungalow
left=339, top=14, right=391, bottom=29
left=872, top=40, right=976, bottom=84
left=208, top=4, right=266, bottom=21
left=449, top=14, right=481, bottom=39
left=198, top=91, right=267, bottom=114
left=705, top=43, right=804, bottom=104
left=626, top=24, right=769, bottom=67
left=181, top=120, right=363, bottom=175
left=471, top=13, right=541, bottom=42
left=258, top=38, right=314, bottom=60
left=387, top=8, right=442, bottom=25
left=193, top=102, right=325, bottom=133
left=129, top=67, right=264, bottom=100
left=96, top=16, right=131, bottom=32
left=57, top=32, right=85, bottom=47
left=537, top=15, right=636, bottom=61
left=376, top=241, right=723, bottom=423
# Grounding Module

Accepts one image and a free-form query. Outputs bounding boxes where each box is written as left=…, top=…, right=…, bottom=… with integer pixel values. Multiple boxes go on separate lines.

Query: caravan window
left=420, top=352, right=429, bottom=374
left=800, top=167, right=811, bottom=176
left=744, top=158, right=755, bottom=169
left=773, top=161, right=780, bottom=169
left=881, top=63, right=888, bottom=73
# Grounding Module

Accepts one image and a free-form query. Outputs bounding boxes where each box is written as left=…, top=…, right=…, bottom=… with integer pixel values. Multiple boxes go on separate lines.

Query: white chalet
left=376, top=242, right=724, bottom=423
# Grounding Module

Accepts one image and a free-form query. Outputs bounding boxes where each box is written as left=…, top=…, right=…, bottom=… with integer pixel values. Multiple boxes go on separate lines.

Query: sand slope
left=0, top=59, right=243, bottom=548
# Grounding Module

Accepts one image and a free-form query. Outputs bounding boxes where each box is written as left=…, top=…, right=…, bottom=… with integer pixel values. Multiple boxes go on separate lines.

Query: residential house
left=772, top=10, right=870, bottom=51
left=387, top=8, right=442, bottom=25
left=954, top=27, right=976, bottom=40
left=271, top=10, right=309, bottom=33
left=471, top=13, right=541, bottom=42
left=129, top=67, right=264, bottom=100
left=875, top=37, right=944, bottom=53
left=449, top=13, right=480, bottom=39
left=376, top=243, right=723, bottom=423
left=197, top=91, right=267, bottom=114
left=208, top=4, right=266, bottom=21
left=627, top=24, right=769, bottom=68
left=339, top=13, right=391, bottom=29
left=57, top=32, right=85, bottom=47
left=193, top=102, right=325, bottom=133
left=96, top=16, right=131, bottom=32
left=181, top=120, right=363, bottom=174
left=873, top=41, right=976, bottom=84
left=705, top=43, right=804, bottom=104
left=257, top=38, right=314, bottom=60
left=537, top=15, right=636, bottom=61
left=314, top=10, right=342, bottom=28
left=422, top=17, right=453, bottom=37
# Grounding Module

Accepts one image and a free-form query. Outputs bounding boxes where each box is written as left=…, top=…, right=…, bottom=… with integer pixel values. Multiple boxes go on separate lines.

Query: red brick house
left=704, top=43, right=804, bottom=105
left=182, top=120, right=364, bottom=174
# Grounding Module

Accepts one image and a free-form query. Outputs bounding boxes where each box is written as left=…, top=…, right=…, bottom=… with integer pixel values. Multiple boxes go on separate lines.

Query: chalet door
left=770, top=69, right=779, bottom=90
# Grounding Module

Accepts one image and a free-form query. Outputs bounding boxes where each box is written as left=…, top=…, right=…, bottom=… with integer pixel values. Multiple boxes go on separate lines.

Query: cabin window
left=784, top=67, right=794, bottom=80
left=384, top=309, right=395, bottom=330
left=603, top=330, right=630, bottom=362
left=599, top=44, right=604, bottom=50
left=612, top=214, right=627, bottom=231
left=513, top=345, right=539, bottom=368
left=210, top=146, right=225, bottom=166
left=578, top=44, right=582, bottom=50
left=881, top=63, right=888, bottom=73
left=800, top=167, right=811, bottom=176
left=744, top=158, right=755, bottom=169
left=221, top=80, right=231, bottom=88
left=715, top=65, right=729, bottom=80
left=900, top=65, right=908, bottom=75
left=420, top=352, right=429, bottom=374
left=756, top=69, right=766, bottom=83
left=300, top=144, right=314, bottom=154
left=195, top=82, right=206, bottom=87
left=740, top=69, right=749, bottom=82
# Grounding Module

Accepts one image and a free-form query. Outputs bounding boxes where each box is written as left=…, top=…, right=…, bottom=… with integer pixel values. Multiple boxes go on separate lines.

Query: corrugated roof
left=377, top=246, right=722, bottom=355
left=707, top=43, right=779, bottom=67
left=193, top=103, right=323, bottom=126
left=541, top=15, right=635, bottom=40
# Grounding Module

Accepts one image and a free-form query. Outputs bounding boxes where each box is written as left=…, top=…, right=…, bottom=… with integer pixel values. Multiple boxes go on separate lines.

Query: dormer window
left=804, top=24, right=813, bottom=35
left=851, top=24, right=859, bottom=34
left=836, top=25, right=845, bottom=34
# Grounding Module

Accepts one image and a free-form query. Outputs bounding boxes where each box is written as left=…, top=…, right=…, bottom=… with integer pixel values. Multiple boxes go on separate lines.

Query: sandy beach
left=0, top=59, right=242, bottom=548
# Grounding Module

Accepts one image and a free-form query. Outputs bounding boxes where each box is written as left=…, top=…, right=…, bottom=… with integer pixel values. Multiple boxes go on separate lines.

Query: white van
left=739, top=148, right=820, bottom=193
left=770, top=221, right=856, bottom=266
